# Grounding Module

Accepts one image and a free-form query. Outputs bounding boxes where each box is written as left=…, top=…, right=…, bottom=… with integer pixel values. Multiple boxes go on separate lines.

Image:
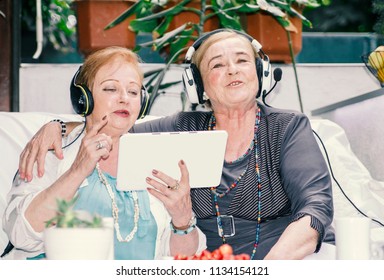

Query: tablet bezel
left=116, top=130, right=228, bottom=191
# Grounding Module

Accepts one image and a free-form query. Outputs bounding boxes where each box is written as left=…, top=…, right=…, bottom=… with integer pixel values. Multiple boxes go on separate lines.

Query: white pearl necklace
left=96, top=163, right=139, bottom=243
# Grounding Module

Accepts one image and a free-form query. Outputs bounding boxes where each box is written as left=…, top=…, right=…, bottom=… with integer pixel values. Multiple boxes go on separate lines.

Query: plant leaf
left=45, top=196, right=103, bottom=228
left=169, top=28, right=196, bottom=61
left=151, top=23, right=191, bottom=51
left=104, top=0, right=144, bottom=30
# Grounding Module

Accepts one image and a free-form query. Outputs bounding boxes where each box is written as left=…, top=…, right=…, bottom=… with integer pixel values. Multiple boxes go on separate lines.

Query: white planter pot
left=44, top=226, right=114, bottom=260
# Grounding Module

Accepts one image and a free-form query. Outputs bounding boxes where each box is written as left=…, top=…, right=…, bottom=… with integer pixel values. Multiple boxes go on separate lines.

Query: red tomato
left=218, top=244, right=233, bottom=255
left=234, top=253, right=251, bottom=260
left=174, top=254, right=188, bottom=260
left=211, top=249, right=223, bottom=260
left=200, top=250, right=213, bottom=260
left=222, top=254, right=236, bottom=260
left=178, top=244, right=250, bottom=260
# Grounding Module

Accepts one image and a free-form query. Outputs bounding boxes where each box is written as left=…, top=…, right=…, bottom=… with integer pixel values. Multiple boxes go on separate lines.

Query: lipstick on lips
left=113, top=110, right=130, bottom=118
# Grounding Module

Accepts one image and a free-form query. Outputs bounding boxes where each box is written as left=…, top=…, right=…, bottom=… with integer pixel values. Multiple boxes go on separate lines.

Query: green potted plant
left=106, top=0, right=329, bottom=63
left=74, top=0, right=139, bottom=56
left=373, top=0, right=384, bottom=36
left=103, top=0, right=328, bottom=113
left=21, top=0, right=77, bottom=54
left=44, top=196, right=114, bottom=260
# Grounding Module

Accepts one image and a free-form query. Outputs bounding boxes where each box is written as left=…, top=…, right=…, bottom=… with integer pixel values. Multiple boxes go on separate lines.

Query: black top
left=132, top=103, right=335, bottom=259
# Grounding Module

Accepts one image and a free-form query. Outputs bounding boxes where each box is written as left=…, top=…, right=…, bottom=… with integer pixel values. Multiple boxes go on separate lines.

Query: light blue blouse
left=74, top=169, right=157, bottom=260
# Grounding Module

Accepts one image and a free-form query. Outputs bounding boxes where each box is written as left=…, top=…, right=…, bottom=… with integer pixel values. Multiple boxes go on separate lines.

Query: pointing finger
left=87, top=115, right=108, bottom=137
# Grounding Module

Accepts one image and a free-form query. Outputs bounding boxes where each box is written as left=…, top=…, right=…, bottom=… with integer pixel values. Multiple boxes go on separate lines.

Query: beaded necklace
left=96, top=163, right=139, bottom=242
left=208, top=107, right=262, bottom=260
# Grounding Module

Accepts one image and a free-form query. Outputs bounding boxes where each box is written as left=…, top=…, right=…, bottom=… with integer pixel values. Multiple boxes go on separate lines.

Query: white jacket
left=2, top=125, right=206, bottom=259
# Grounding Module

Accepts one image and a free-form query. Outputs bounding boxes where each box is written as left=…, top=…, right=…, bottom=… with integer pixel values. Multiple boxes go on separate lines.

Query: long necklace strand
left=96, top=163, right=139, bottom=243
left=208, top=115, right=253, bottom=198
left=209, top=107, right=262, bottom=260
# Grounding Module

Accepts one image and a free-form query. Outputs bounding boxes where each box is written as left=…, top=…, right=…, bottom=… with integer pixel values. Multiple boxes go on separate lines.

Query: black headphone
left=182, top=29, right=272, bottom=104
left=70, top=66, right=149, bottom=119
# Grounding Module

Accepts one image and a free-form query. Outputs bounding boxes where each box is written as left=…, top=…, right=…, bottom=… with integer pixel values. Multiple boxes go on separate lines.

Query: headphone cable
left=312, top=129, right=384, bottom=227
left=3, top=117, right=87, bottom=258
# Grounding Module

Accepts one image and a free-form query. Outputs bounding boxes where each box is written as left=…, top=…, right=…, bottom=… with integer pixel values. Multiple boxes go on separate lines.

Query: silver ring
left=96, top=141, right=104, bottom=150
left=168, top=180, right=180, bottom=190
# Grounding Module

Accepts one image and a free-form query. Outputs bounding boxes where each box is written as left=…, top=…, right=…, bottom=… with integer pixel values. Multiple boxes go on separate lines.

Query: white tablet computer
left=116, top=130, right=228, bottom=191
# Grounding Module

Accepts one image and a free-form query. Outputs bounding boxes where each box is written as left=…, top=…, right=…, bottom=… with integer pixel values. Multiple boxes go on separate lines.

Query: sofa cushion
left=0, top=112, right=82, bottom=251
left=310, top=118, right=384, bottom=226
left=1, top=112, right=383, bottom=257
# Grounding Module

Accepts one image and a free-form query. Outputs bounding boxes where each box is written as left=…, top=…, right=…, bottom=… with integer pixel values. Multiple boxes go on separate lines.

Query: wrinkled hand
left=69, top=119, right=112, bottom=179
left=146, top=160, right=193, bottom=227
left=19, top=121, right=64, bottom=181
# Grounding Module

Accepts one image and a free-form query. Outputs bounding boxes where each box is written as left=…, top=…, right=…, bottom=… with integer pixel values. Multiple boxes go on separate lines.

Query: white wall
left=19, top=63, right=380, bottom=116
left=267, top=64, right=379, bottom=115
left=19, top=63, right=383, bottom=180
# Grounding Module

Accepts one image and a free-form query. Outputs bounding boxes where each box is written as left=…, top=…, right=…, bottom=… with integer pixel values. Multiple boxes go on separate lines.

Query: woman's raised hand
left=69, top=119, right=112, bottom=179
left=146, top=160, right=194, bottom=226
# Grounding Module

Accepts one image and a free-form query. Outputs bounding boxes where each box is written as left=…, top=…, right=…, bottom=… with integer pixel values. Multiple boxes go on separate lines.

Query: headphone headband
left=182, top=29, right=272, bottom=104
left=185, top=29, right=264, bottom=62
left=70, top=66, right=149, bottom=119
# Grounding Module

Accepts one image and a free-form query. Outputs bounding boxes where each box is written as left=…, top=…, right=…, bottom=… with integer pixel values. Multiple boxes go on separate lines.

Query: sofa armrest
left=0, top=112, right=82, bottom=251
left=0, top=112, right=160, bottom=253
left=310, top=118, right=384, bottom=226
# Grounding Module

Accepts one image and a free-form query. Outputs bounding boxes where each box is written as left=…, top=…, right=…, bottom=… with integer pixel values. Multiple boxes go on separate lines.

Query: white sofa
left=1, top=111, right=384, bottom=259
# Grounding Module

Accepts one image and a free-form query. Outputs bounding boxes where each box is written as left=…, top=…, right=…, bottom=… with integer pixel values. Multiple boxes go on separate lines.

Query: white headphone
left=182, top=29, right=272, bottom=104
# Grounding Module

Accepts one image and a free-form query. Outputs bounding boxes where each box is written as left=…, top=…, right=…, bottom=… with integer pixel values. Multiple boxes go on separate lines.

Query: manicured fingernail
left=180, top=159, right=185, bottom=165
left=152, top=169, right=158, bottom=175
left=38, top=171, right=43, bottom=177
left=146, top=177, right=151, bottom=182
left=102, top=115, right=107, bottom=120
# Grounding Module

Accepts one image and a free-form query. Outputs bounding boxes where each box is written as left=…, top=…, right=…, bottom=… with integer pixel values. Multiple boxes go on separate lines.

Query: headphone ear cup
left=70, top=82, right=94, bottom=116
left=258, top=57, right=272, bottom=99
left=184, top=29, right=269, bottom=102
left=190, top=64, right=205, bottom=104
left=256, top=56, right=272, bottom=98
left=137, top=86, right=149, bottom=119
left=256, top=58, right=263, bottom=98
left=182, top=63, right=205, bottom=104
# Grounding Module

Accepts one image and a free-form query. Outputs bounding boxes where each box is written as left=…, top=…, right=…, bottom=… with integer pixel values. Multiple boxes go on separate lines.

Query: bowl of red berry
left=174, top=244, right=250, bottom=260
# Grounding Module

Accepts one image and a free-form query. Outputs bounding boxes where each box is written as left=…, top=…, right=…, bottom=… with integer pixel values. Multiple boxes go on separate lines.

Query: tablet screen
left=116, top=130, right=228, bottom=190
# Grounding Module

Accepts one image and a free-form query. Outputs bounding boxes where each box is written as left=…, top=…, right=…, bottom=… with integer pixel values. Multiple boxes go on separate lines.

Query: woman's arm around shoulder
left=18, top=120, right=85, bottom=182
